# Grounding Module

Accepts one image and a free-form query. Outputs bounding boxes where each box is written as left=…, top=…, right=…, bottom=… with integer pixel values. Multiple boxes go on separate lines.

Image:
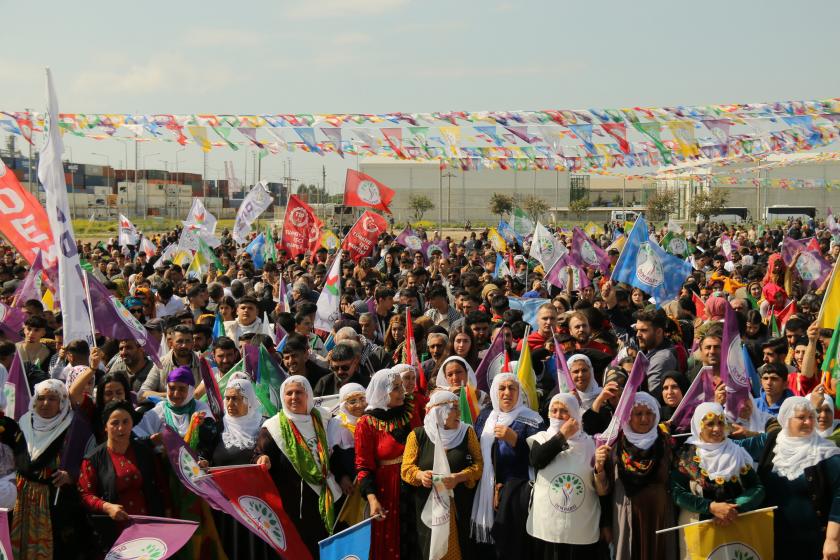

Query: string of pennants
left=2, top=96, right=840, bottom=172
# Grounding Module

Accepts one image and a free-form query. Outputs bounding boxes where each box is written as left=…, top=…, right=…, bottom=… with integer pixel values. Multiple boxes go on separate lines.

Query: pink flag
left=571, top=227, right=610, bottom=274
left=781, top=236, right=831, bottom=289
left=595, top=351, right=649, bottom=448
left=721, top=301, right=751, bottom=421
left=545, top=254, right=591, bottom=291
left=7, top=350, right=29, bottom=420
left=0, top=507, right=12, bottom=558
left=552, top=336, right=576, bottom=393
left=669, top=366, right=716, bottom=431
left=106, top=515, right=198, bottom=560
left=474, top=327, right=506, bottom=393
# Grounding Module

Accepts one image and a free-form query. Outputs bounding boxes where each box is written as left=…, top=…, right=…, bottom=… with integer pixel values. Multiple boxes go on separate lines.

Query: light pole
left=175, top=147, right=185, bottom=175
left=68, top=164, right=78, bottom=219
left=91, top=152, right=111, bottom=192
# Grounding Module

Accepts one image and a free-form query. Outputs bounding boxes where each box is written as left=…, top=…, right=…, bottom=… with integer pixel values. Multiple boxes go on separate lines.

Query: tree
left=408, top=194, right=434, bottom=221
left=523, top=195, right=550, bottom=223
left=569, top=198, right=590, bottom=221
left=489, top=193, right=514, bottom=221
left=689, top=189, right=729, bottom=222
left=645, top=190, right=678, bottom=222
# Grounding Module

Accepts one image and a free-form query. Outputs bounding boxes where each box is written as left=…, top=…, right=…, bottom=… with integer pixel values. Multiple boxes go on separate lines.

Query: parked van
left=765, top=205, right=816, bottom=223
left=704, top=208, right=749, bottom=224
left=610, top=210, right=639, bottom=222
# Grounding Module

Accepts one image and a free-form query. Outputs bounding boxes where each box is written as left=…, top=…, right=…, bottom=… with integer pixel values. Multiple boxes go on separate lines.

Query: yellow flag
left=41, top=289, right=54, bottom=311
left=172, top=251, right=191, bottom=267
left=584, top=221, right=602, bottom=236
left=607, top=234, right=626, bottom=252
left=516, top=331, right=539, bottom=411
left=321, top=230, right=340, bottom=251
left=624, top=220, right=635, bottom=234
left=185, top=251, right=206, bottom=279
left=187, top=126, right=212, bottom=153
left=683, top=509, right=774, bottom=560
left=819, top=259, right=840, bottom=329
left=488, top=228, right=507, bottom=252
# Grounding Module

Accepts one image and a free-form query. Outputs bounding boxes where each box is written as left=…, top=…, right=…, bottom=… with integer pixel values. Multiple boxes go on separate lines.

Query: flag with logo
left=0, top=156, right=54, bottom=265
left=139, top=236, right=157, bottom=256
left=611, top=215, right=692, bottom=306
left=682, top=509, right=774, bottom=560
left=720, top=301, right=752, bottom=421
left=343, top=169, right=395, bottom=213
left=233, top=182, right=274, bottom=243
left=209, top=464, right=314, bottom=560
left=571, top=226, right=611, bottom=274
left=529, top=222, right=566, bottom=270
left=341, top=211, right=387, bottom=262
left=498, top=219, right=519, bottom=244
left=661, top=230, right=690, bottom=258
left=281, top=195, right=322, bottom=258
left=516, top=327, right=539, bottom=411
left=105, top=516, right=198, bottom=560
left=117, top=214, right=139, bottom=246
left=264, top=228, right=277, bottom=262
left=510, top=207, right=534, bottom=240
left=197, top=237, right=222, bottom=271
left=0, top=301, right=25, bottom=343
left=38, top=69, right=92, bottom=346
left=596, top=352, right=649, bottom=447
left=320, top=229, right=340, bottom=252
left=487, top=228, right=507, bottom=252
left=319, top=518, right=372, bottom=560
left=545, top=254, right=591, bottom=291
left=781, top=237, right=831, bottom=290
left=395, top=226, right=424, bottom=252
left=183, top=198, right=217, bottom=235
left=669, top=366, right=716, bottom=431
left=583, top=221, right=602, bottom=236
left=315, top=251, right=342, bottom=332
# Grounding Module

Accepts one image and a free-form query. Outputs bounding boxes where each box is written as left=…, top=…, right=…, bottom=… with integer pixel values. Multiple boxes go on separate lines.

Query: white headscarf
left=686, top=402, right=755, bottom=479
left=812, top=393, right=839, bottom=438
left=424, top=390, right=468, bottom=449
left=566, top=354, right=600, bottom=411
left=20, top=379, right=74, bottom=461
left=365, top=369, right=402, bottom=411
left=221, top=375, right=263, bottom=450
left=621, top=392, right=660, bottom=451
left=471, top=372, right=543, bottom=543
left=772, top=396, right=840, bottom=481
left=546, top=393, right=595, bottom=461
left=435, top=356, right=478, bottom=391
left=278, top=375, right=316, bottom=434
left=328, top=382, right=366, bottom=450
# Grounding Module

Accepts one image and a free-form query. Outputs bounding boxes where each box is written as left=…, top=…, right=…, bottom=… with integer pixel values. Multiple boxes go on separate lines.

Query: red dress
left=354, top=400, right=415, bottom=560
left=78, top=447, right=148, bottom=515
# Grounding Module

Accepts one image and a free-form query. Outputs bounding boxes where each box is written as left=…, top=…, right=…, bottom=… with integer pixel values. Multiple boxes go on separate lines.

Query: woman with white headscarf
left=811, top=390, right=840, bottom=443
left=736, top=396, right=840, bottom=559
left=354, top=368, right=416, bottom=560
left=567, top=354, right=601, bottom=413
left=12, top=379, right=86, bottom=559
left=328, top=382, right=366, bottom=496
left=670, top=402, right=764, bottom=559
left=401, top=390, right=483, bottom=560
left=471, top=372, right=545, bottom=557
left=527, top=393, right=605, bottom=559
left=435, top=356, right=491, bottom=410
left=255, top=374, right=341, bottom=557
left=594, top=392, right=676, bottom=560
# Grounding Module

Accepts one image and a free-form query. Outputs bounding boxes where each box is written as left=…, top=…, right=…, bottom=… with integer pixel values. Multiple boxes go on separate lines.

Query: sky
left=3, top=0, right=840, bottom=192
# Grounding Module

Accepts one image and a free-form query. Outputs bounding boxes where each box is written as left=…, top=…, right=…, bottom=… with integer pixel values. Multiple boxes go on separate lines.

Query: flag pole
left=81, top=271, right=97, bottom=348
left=655, top=506, right=777, bottom=534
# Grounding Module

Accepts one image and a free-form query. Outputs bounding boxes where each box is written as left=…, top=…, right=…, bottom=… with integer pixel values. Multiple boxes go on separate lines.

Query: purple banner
left=106, top=515, right=198, bottom=560
left=595, top=351, right=649, bottom=448
left=7, top=350, right=29, bottom=420
left=474, top=327, right=505, bottom=393
left=669, top=366, right=716, bottom=431
left=572, top=226, right=610, bottom=274
left=721, top=301, right=751, bottom=421
left=552, top=336, right=576, bottom=393
left=545, top=254, right=591, bottom=291
left=781, top=237, right=831, bottom=289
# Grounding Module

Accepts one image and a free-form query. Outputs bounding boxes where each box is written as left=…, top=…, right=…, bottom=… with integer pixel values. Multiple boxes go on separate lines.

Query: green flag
left=820, top=316, right=840, bottom=408
left=255, top=345, right=284, bottom=416
left=197, top=237, right=223, bottom=270
left=510, top=207, right=534, bottom=240
left=80, top=259, right=93, bottom=273
left=661, top=231, right=690, bottom=257
left=264, top=227, right=277, bottom=262
left=770, top=313, right=780, bottom=338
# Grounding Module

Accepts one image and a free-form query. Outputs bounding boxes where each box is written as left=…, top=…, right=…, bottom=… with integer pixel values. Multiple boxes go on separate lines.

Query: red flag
left=601, top=123, right=631, bottom=154
left=208, top=464, right=313, bottom=560
left=343, top=169, right=395, bottom=213
left=281, top=195, right=322, bottom=258
left=692, top=292, right=707, bottom=320
left=502, top=350, right=511, bottom=373
left=0, top=157, right=54, bottom=265
left=775, top=300, right=797, bottom=330
left=807, top=237, right=820, bottom=252
left=404, top=309, right=426, bottom=391
left=341, top=210, right=388, bottom=262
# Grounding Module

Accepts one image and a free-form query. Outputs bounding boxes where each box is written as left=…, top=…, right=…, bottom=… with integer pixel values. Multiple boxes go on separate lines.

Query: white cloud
left=282, top=0, right=408, bottom=20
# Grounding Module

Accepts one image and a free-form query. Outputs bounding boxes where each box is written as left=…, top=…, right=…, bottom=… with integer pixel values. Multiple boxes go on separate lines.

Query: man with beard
left=634, top=309, right=678, bottom=396
left=139, top=324, right=201, bottom=402
left=314, top=341, right=367, bottom=396
left=280, top=333, right=330, bottom=388
left=420, top=332, right=449, bottom=383
left=108, top=339, right=154, bottom=392
left=210, top=336, right=240, bottom=378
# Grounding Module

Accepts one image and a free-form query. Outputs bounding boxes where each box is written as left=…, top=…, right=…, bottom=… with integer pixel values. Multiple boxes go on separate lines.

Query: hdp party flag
left=105, top=515, right=198, bottom=560
left=395, top=225, right=424, bottom=251
left=487, top=228, right=507, bottom=252
left=545, top=254, right=591, bottom=291
left=315, top=250, right=342, bottom=332
left=611, top=215, right=692, bottom=306
left=529, top=221, right=566, bottom=271
left=212, top=312, right=225, bottom=341
left=245, top=233, right=266, bottom=269
left=552, top=336, right=576, bottom=393
left=510, top=207, right=534, bottom=241
left=669, top=366, right=716, bottom=431
left=595, top=351, right=649, bottom=448
left=319, top=518, right=373, bottom=560
left=199, top=356, right=223, bottom=421
left=781, top=236, right=831, bottom=290
left=233, top=181, right=274, bottom=243
left=516, top=327, right=539, bottom=411
left=343, top=169, right=395, bottom=213
left=0, top=509, right=11, bottom=559
left=209, top=464, right=314, bottom=560
left=281, top=195, right=322, bottom=258
left=571, top=226, right=611, bottom=275
left=341, top=211, right=387, bottom=262
left=682, top=509, right=774, bottom=560
left=661, top=230, right=690, bottom=258
left=720, top=300, right=751, bottom=422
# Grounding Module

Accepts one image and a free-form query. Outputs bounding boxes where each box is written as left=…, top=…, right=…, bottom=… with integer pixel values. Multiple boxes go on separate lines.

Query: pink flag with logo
left=106, top=515, right=197, bottom=560
left=721, top=301, right=751, bottom=421
left=669, top=366, right=716, bottom=431
left=595, top=351, right=649, bottom=448
left=571, top=226, right=611, bottom=274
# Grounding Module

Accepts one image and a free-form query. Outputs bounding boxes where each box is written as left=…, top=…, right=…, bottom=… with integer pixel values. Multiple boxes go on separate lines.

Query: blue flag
left=498, top=219, right=520, bottom=244
left=319, top=517, right=373, bottom=560
left=245, top=233, right=266, bottom=269
left=610, top=215, right=692, bottom=306
left=743, top=344, right=761, bottom=398
left=212, top=312, right=225, bottom=341
left=508, top=297, right=550, bottom=330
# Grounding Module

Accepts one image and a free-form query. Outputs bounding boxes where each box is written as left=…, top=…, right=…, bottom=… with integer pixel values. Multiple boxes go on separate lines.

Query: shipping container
left=84, top=164, right=104, bottom=176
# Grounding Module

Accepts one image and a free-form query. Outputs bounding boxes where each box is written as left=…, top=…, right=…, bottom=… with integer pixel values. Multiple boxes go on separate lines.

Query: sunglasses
left=129, top=308, right=144, bottom=315
left=332, top=364, right=353, bottom=372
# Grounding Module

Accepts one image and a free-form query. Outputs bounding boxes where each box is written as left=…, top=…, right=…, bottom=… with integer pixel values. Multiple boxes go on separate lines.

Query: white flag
left=118, top=214, right=139, bottom=246
left=139, top=237, right=156, bottom=256
left=421, top=424, right=453, bottom=560
left=667, top=219, right=683, bottom=235
left=38, top=69, right=93, bottom=345
left=314, top=251, right=341, bottom=332
left=183, top=198, right=217, bottom=234
left=261, top=311, right=275, bottom=344
left=154, top=243, right=178, bottom=268
left=233, top=182, right=273, bottom=244
left=529, top=221, right=566, bottom=270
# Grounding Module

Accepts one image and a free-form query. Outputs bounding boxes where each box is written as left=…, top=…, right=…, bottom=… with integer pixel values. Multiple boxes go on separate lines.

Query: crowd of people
left=0, top=214, right=839, bottom=560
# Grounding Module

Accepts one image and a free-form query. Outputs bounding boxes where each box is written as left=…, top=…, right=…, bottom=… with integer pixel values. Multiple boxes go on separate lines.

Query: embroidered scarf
left=276, top=410, right=335, bottom=533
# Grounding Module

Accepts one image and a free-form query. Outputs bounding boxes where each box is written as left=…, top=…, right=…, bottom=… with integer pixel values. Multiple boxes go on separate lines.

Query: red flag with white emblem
left=343, top=169, right=395, bottom=213
left=341, top=210, right=388, bottom=262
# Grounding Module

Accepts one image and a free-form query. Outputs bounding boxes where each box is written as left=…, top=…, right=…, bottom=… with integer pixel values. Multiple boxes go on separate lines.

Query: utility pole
left=442, top=170, right=456, bottom=224
left=26, top=109, right=33, bottom=195
left=438, top=163, right=443, bottom=236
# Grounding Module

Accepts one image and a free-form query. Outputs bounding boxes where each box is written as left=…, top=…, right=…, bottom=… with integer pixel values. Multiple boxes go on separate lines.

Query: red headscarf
left=762, top=283, right=788, bottom=312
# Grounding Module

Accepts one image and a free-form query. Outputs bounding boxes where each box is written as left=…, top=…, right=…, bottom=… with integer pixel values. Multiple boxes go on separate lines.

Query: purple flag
left=6, top=349, right=29, bottom=420
left=11, top=250, right=46, bottom=306
left=571, top=226, right=610, bottom=274
left=721, top=301, right=751, bottom=421
left=719, top=234, right=739, bottom=261
left=199, top=357, right=223, bottom=421
left=595, top=351, right=649, bottom=448
left=395, top=226, right=423, bottom=252
left=0, top=303, right=24, bottom=342
left=106, top=515, right=198, bottom=560
left=243, top=344, right=260, bottom=379
left=0, top=510, right=11, bottom=559
left=59, top=412, right=94, bottom=478
left=274, top=320, right=288, bottom=345
left=552, top=336, right=576, bottom=393
left=545, top=254, right=591, bottom=291
left=85, top=273, right=162, bottom=366
left=277, top=280, right=290, bottom=314
left=435, top=239, right=451, bottom=257
left=669, top=366, right=716, bottom=431
left=781, top=237, right=831, bottom=289
left=475, top=327, right=506, bottom=393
